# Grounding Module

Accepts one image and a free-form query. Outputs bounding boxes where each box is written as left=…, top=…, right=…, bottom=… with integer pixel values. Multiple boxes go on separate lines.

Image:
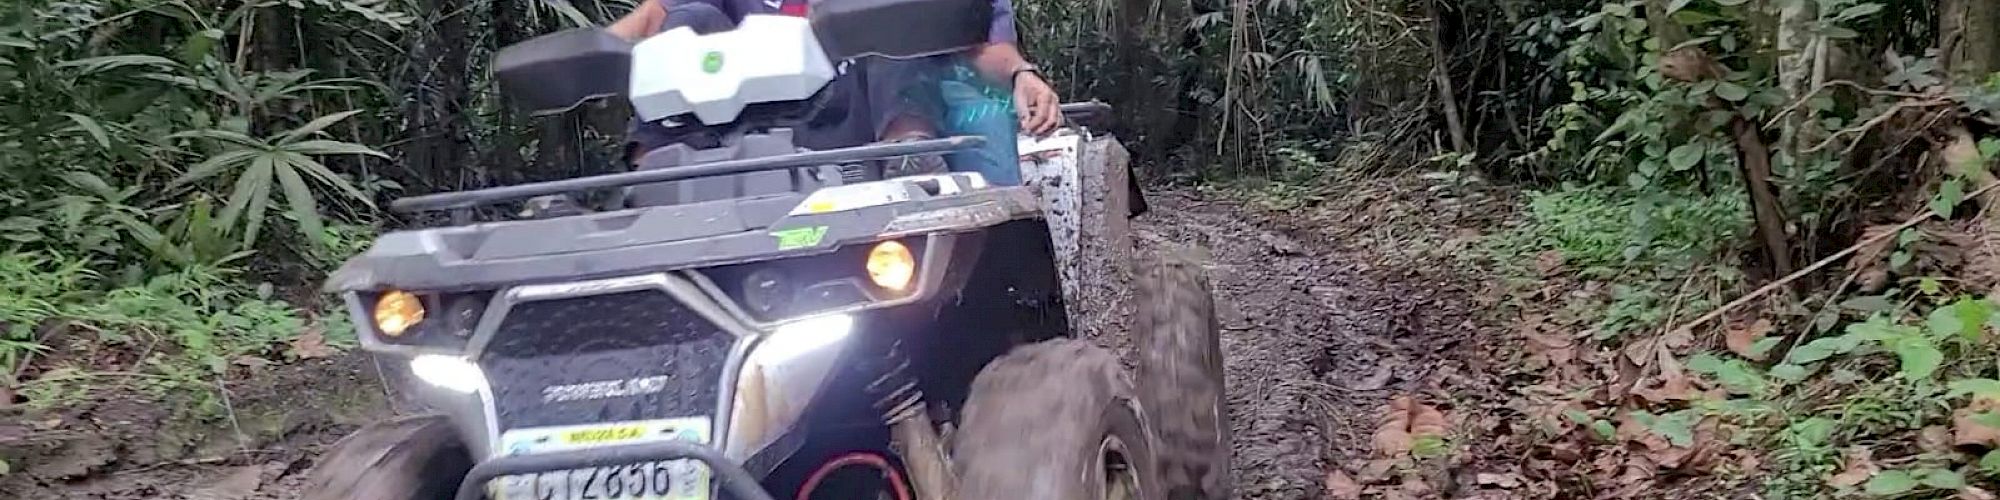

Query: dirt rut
left=1134, top=189, right=1470, bottom=500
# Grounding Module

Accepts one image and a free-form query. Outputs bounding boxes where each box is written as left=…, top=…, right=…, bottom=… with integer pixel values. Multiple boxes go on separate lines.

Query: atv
left=306, top=1, right=1229, bottom=499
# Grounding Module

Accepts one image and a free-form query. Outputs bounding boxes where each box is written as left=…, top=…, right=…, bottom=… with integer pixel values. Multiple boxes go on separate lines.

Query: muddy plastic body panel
left=328, top=172, right=1027, bottom=293
left=630, top=15, right=838, bottom=125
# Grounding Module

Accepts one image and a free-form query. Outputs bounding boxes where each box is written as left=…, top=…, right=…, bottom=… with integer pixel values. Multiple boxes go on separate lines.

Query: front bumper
left=456, top=441, right=775, bottom=500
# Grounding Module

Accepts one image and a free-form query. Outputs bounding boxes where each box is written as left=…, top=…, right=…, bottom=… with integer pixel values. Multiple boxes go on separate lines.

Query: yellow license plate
left=492, top=417, right=711, bottom=500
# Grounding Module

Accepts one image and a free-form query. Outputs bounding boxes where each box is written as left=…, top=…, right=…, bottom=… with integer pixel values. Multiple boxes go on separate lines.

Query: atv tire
left=1134, top=254, right=1230, bottom=500
left=302, top=414, right=472, bottom=500
left=953, top=339, right=1162, bottom=500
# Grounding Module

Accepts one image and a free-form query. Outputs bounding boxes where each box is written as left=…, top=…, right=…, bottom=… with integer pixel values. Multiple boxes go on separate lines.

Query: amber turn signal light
left=373, top=290, right=426, bottom=337
left=865, top=241, right=916, bottom=291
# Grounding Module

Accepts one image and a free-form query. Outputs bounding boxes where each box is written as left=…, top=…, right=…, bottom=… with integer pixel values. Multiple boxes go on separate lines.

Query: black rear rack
left=456, top=440, right=776, bottom=500
left=392, top=135, right=984, bottom=214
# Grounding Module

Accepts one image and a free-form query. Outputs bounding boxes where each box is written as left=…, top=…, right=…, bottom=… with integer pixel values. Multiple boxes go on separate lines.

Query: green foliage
left=0, top=0, right=402, bottom=413
left=167, top=110, right=385, bottom=246
left=0, top=253, right=336, bottom=406
left=1487, top=186, right=1747, bottom=277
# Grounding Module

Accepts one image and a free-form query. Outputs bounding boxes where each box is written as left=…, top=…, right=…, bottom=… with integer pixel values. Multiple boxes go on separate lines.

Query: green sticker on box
left=772, top=226, right=828, bottom=250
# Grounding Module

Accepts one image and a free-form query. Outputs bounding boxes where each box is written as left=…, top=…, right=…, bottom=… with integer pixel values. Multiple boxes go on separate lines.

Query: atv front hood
left=326, top=173, right=1037, bottom=293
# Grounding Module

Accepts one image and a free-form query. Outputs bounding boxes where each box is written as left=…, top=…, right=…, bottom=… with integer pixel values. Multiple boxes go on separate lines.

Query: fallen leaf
left=1325, top=470, right=1364, bottom=500
left=1474, top=472, right=1524, bottom=488
left=1962, top=486, right=1997, bottom=500
left=1260, top=232, right=1303, bottom=255
left=1826, top=447, right=1878, bottom=488
left=1523, top=330, right=1576, bottom=372
left=0, top=424, right=26, bottom=444
left=1920, top=425, right=1955, bottom=454
left=1726, top=319, right=1774, bottom=361
left=1633, top=349, right=1696, bottom=403
left=288, top=329, right=335, bottom=360
left=189, top=464, right=265, bottom=500
left=1373, top=395, right=1449, bottom=457
left=1535, top=250, right=1566, bottom=276
left=1345, top=363, right=1398, bottom=391
left=1955, top=398, right=2000, bottom=448
left=1398, top=474, right=1434, bottom=495
left=1358, top=458, right=1399, bottom=483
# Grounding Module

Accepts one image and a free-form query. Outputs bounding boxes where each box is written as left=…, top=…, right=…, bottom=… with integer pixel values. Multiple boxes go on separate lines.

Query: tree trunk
left=1424, top=0, right=1469, bottom=154
left=402, top=0, right=474, bottom=191
left=1938, top=0, right=2000, bottom=210
left=1110, top=0, right=1187, bottom=165
left=1773, top=1, right=1817, bottom=156
left=1940, top=0, right=2000, bottom=82
left=1733, top=118, right=1795, bottom=276
left=1650, top=0, right=1793, bottom=275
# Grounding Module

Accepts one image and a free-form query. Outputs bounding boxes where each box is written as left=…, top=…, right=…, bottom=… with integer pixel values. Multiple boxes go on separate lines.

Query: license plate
left=492, top=417, right=712, bottom=500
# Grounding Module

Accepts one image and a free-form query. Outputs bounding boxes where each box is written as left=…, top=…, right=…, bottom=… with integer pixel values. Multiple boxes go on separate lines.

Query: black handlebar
left=1059, top=101, right=1113, bottom=123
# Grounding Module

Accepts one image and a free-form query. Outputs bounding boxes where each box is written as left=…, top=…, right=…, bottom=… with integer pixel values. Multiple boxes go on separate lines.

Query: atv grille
left=480, top=290, right=735, bottom=431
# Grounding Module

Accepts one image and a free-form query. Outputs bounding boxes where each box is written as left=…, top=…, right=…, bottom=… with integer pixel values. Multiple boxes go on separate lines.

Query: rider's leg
left=937, top=61, right=1021, bottom=185
left=858, top=57, right=951, bottom=176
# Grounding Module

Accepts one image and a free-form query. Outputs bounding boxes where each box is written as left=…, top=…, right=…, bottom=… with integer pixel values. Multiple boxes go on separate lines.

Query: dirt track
left=1135, top=190, right=1477, bottom=499
left=10, top=187, right=1481, bottom=500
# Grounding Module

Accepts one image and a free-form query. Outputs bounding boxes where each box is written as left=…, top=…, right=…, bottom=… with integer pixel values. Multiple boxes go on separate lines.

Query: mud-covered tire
left=303, top=414, right=471, bottom=500
left=953, top=340, right=1163, bottom=500
left=1134, top=254, right=1231, bottom=500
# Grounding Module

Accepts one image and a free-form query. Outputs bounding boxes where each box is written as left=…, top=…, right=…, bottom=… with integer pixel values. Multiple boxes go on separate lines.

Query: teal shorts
left=938, top=63, right=1022, bottom=185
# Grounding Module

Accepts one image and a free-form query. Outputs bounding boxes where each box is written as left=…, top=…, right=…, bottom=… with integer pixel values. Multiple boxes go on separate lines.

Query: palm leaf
left=272, top=160, right=325, bottom=243
left=535, top=0, right=598, bottom=28
left=287, top=139, right=389, bottom=159
left=57, top=172, right=119, bottom=199
left=55, top=54, right=180, bottom=73
left=170, top=148, right=261, bottom=188
left=59, top=113, right=113, bottom=149
left=240, top=156, right=278, bottom=247
left=169, top=129, right=262, bottom=146
left=216, top=155, right=274, bottom=244
left=276, top=110, right=366, bottom=144
left=278, top=151, right=372, bottom=206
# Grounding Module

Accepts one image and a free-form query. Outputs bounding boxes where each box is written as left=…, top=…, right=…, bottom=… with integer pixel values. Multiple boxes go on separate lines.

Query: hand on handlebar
left=1013, top=71, right=1061, bottom=137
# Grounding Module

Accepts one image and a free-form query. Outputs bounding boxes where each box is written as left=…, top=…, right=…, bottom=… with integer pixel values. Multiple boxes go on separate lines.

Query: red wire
left=794, top=452, right=913, bottom=500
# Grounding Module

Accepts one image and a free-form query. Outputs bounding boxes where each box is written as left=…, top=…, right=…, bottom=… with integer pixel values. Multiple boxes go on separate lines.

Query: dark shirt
left=627, top=0, right=1015, bottom=160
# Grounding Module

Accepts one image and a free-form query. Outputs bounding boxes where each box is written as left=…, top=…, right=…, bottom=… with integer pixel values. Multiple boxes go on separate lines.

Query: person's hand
left=1013, top=71, right=1061, bottom=136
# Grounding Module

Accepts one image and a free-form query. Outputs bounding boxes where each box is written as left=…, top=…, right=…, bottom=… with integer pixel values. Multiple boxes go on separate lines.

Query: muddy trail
left=5, top=187, right=1486, bottom=500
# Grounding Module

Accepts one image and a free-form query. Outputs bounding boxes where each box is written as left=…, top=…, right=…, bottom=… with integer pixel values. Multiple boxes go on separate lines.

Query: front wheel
left=1134, top=253, right=1231, bottom=500
left=302, top=414, right=471, bottom=500
left=951, top=339, right=1163, bottom=500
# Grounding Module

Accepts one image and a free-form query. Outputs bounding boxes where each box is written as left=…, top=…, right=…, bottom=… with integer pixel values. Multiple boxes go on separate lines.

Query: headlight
left=727, top=314, right=855, bottom=461
left=865, top=241, right=915, bottom=291
left=374, top=290, right=426, bottom=337
left=751, top=314, right=855, bottom=365
left=409, top=354, right=486, bottom=393
left=699, top=239, right=927, bottom=323
left=359, top=290, right=490, bottom=348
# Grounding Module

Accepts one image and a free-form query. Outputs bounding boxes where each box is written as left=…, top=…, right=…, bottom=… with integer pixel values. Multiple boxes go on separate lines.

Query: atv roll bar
left=456, top=440, right=777, bottom=500
left=391, top=135, right=986, bottom=213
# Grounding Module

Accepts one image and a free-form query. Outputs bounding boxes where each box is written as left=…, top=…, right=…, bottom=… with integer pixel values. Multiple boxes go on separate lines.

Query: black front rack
left=392, top=135, right=985, bottom=214
left=456, top=440, right=776, bottom=500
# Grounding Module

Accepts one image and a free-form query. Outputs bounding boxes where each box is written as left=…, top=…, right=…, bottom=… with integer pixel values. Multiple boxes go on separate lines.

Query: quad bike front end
left=318, top=131, right=1077, bottom=500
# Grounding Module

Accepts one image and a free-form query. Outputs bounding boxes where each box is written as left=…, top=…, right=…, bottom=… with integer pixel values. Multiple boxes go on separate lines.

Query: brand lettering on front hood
left=541, top=375, right=672, bottom=403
